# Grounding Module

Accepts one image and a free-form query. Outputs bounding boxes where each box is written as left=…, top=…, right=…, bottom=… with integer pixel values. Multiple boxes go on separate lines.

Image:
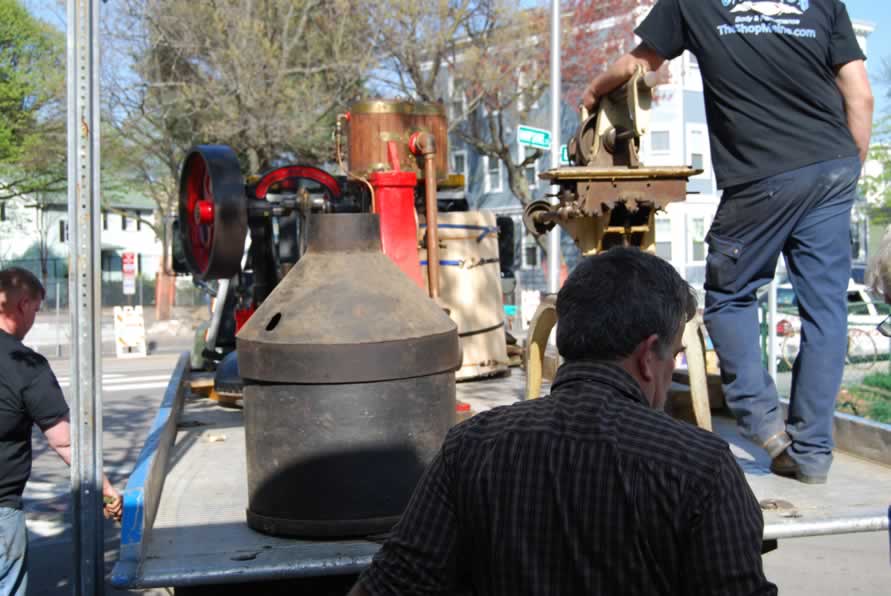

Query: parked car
left=758, top=280, right=891, bottom=367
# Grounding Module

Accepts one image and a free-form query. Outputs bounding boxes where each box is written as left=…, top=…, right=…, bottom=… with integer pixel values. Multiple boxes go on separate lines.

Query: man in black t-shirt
left=582, top=0, right=873, bottom=484
left=0, top=267, right=122, bottom=595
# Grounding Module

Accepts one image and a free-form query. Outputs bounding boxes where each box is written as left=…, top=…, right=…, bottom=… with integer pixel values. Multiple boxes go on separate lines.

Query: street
left=26, top=352, right=183, bottom=596
left=20, top=351, right=891, bottom=594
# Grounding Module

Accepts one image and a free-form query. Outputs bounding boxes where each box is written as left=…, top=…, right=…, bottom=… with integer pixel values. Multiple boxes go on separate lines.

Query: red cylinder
left=369, top=170, right=424, bottom=289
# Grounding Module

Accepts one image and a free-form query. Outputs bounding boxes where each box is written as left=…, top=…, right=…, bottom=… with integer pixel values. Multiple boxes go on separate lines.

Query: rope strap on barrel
left=419, top=223, right=499, bottom=243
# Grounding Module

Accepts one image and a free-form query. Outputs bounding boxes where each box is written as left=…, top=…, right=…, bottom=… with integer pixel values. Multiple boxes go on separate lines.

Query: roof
left=39, top=187, right=156, bottom=211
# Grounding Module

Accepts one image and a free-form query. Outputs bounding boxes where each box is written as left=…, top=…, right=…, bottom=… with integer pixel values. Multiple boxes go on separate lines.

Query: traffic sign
left=517, top=125, right=551, bottom=150
left=122, top=251, right=136, bottom=296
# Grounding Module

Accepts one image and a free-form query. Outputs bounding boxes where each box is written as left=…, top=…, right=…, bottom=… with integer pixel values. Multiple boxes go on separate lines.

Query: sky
left=844, top=0, right=891, bottom=116
left=25, top=0, right=891, bottom=116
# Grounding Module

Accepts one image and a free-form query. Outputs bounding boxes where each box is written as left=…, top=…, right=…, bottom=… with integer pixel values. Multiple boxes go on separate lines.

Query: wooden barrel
left=348, top=100, right=448, bottom=180
left=419, top=211, right=510, bottom=381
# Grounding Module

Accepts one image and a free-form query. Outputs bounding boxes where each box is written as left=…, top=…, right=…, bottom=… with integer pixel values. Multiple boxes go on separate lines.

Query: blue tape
left=420, top=260, right=464, bottom=267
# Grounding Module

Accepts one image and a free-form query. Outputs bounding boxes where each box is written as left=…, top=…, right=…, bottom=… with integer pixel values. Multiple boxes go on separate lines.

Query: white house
left=0, top=189, right=163, bottom=303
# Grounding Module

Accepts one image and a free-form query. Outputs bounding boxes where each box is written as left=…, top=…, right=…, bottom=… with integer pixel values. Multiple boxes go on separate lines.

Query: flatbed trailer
left=111, top=352, right=891, bottom=591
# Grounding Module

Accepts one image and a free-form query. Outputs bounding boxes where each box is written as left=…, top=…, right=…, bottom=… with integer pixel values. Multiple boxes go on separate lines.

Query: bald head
left=0, top=267, right=45, bottom=339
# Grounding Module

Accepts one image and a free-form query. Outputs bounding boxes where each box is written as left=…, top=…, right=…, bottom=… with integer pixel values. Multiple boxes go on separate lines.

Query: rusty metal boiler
left=237, top=213, right=461, bottom=538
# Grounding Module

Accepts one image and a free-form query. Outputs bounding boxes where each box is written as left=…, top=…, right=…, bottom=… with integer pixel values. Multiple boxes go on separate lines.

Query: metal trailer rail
left=111, top=355, right=891, bottom=589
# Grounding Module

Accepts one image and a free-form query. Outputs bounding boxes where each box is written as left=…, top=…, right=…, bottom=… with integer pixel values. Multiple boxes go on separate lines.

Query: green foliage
left=861, top=371, right=891, bottom=392
left=0, top=0, right=65, bottom=199
left=841, top=381, right=891, bottom=424
left=869, top=398, right=891, bottom=423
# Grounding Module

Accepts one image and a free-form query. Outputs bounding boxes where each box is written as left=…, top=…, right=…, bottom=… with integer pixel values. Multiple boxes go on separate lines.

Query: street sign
left=122, top=251, right=136, bottom=296
left=560, top=144, right=569, bottom=165
left=517, top=125, right=552, bottom=150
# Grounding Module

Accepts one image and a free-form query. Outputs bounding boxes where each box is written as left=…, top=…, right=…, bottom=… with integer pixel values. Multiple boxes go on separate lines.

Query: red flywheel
left=178, top=145, right=248, bottom=280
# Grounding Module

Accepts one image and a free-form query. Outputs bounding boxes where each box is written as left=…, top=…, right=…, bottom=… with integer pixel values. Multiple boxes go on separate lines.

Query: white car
left=764, top=281, right=891, bottom=366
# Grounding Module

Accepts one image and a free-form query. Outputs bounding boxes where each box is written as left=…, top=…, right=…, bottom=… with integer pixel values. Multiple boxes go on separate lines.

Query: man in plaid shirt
left=349, top=247, right=775, bottom=595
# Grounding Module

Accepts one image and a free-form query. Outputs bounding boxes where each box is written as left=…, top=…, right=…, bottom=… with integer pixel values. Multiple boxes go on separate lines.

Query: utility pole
left=67, top=0, right=105, bottom=593
left=547, top=0, right=562, bottom=294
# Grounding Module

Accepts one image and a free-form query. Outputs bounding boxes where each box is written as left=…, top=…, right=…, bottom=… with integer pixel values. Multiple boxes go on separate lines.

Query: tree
left=859, top=58, right=891, bottom=226
left=372, top=0, right=656, bottom=249
left=0, top=0, right=66, bottom=202
left=103, top=0, right=374, bottom=317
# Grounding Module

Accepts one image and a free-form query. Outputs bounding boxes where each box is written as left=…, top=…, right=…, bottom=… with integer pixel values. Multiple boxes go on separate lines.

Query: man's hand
left=102, top=482, right=123, bottom=522
left=581, top=87, right=599, bottom=114
left=580, top=44, right=666, bottom=112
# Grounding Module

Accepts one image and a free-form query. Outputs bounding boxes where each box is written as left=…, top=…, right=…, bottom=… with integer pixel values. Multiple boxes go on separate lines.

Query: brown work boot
left=770, top=451, right=827, bottom=484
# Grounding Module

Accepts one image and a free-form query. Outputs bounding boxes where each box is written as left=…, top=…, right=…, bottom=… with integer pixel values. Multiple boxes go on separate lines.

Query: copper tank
left=348, top=100, right=448, bottom=180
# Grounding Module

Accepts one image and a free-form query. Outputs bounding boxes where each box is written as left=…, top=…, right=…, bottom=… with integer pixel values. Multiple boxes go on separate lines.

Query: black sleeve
left=681, top=449, right=778, bottom=596
left=634, top=0, right=687, bottom=61
left=22, top=364, right=69, bottom=431
left=829, top=2, right=866, bottom=67
left=357, top=444, right=459, bottom=596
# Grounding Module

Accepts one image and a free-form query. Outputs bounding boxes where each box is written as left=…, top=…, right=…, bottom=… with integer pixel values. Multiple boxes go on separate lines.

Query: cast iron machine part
left=178, top=144, right=370, bottom=325
left=522, top=67, right=713, bottom=431
left=237, top=213, right=461, bottom=538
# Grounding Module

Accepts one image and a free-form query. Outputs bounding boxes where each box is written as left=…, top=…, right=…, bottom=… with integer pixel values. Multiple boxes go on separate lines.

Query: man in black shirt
left=349, top=248, right=775, bottom=596
left=582, top=0, right=873, bottom=484
left=0, top=267, right=122, bottom=595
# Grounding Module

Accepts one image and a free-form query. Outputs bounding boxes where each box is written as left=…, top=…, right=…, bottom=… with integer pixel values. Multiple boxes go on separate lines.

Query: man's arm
left=582, top=44, right=667, bottom=111
left=835, top=59, right=873, bottom=164
left=681, top=449, right=777, bottom=596
left=43, top=417, right=123, bottom=521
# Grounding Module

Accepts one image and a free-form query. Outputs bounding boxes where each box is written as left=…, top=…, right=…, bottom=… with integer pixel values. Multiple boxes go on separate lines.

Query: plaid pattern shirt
left=358, top=361, right=776, bottom=596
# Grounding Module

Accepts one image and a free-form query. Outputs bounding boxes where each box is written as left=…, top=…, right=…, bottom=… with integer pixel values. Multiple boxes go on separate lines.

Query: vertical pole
left=67, top=0, right=104, bottom=594
left=767, top=278, right=777, bottom=380
left=547, top=0, right=561, bottom=294
left=138, top=254, right=144, bottom=307
left=55, top=281, right=62, bottom=358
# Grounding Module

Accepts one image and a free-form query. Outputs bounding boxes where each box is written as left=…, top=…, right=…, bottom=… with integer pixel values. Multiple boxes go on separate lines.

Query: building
left=0, top=188, right=162, bottom=305
left=444, top=5, right=874, bottom=297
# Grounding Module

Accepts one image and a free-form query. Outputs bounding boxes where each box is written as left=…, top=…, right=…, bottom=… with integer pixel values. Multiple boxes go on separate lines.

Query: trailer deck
left=111, top=353, right=891, bottom=589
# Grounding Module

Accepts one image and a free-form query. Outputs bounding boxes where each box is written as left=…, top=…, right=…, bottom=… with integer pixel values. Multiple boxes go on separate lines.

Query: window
left=688, top=127, right=710, bottom=179
left=691, top=153, right=704, bottom=170
left=517, top=145, right=539, bottom=190
left=121, top=214, right=127, bottom=230
left=848, top=292, right=870, bottom=316
left=59, top=220, right=66, bottom=243
left=655, top=216, right=672, bottom=261
left=0, top=202, right=5, bottom=221
left=451, top=150, right=468, bottom=190
left=517, top=65, right=540, bottom=113
left=688, top=51, right=699, bottom=70
left=691, top=217, right=706, bottom=262
left=650, top=131, right=670, bottom=153
left=484, top=156, right=503, bottom=193
left=102, top=212, right=108, bottom=230
left=521, top=233, right=540, bottom=269
left=449, top=76, right=466, bottom=121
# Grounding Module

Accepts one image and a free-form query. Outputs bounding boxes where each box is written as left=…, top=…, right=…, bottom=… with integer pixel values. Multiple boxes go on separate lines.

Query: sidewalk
left=25, top=305, right=208, bottom=358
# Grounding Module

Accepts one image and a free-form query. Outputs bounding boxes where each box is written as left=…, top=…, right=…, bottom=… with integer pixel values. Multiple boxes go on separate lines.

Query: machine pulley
left=179, top=145, right=249, bottom=280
